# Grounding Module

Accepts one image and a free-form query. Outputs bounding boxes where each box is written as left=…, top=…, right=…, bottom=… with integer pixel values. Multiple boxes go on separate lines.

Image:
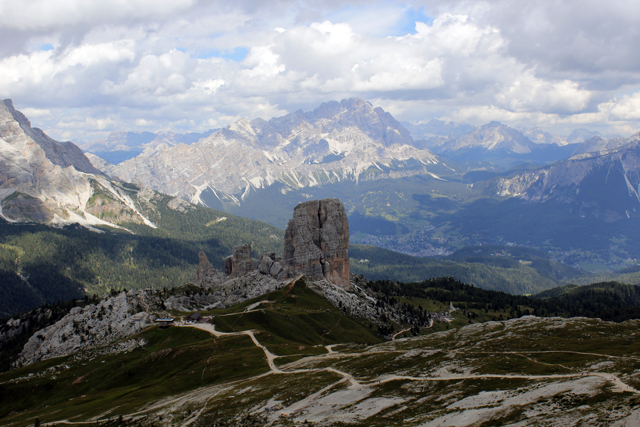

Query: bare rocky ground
left=130, top=316, right=640, bottom=426
left=12, top=314, right=638, bottom=426
left=4, top=273, right=640, bottom=426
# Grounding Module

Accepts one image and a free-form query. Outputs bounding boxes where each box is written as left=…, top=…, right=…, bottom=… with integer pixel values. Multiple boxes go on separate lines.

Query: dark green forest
left=367, top=277, right=640, bottom=325
left=0, top=200, right=283, bottom=317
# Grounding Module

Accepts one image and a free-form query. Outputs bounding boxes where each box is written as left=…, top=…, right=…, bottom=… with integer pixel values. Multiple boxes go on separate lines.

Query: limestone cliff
left=283, top=198, right=350, bottom=290
left=0, top=99, right=158, bottom=228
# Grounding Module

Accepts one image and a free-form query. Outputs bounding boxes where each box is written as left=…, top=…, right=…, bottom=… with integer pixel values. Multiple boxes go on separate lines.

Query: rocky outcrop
left=257, top=252, right=288, bottom=280
left=224, top=245, right=254, bottom=277
left=195, top=251, right=224, bottom=286
left=16, top=290, right=165, bottom=367
left=283, top=198, right=350, bottom=290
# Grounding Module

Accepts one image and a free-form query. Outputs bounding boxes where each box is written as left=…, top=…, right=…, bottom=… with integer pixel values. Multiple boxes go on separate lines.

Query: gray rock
left=258, top=253, right=274, bottom=275
left=270, top=261, right=287, bottom=279
left=195, top=251, right=224, bottom=286
left=224, top=244, right=255, bottom=277
left=283, top=198, right=350, bottom=289
left=16, top=291, right=164, bottom=367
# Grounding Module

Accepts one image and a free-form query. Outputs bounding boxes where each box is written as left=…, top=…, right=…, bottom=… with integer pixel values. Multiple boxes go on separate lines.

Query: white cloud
left=611, top=92, right=640, bottom=121
left=496, top=73, right=592, bottom=114
left=2, top=0, right=640, bottom=140
left=0, top=0, right=196, bottom=31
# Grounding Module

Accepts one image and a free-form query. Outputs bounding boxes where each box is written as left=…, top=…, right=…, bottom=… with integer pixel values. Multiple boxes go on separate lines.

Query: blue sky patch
left=40, top=43, right=54, bottom=51
left=198, top=47, right=248, bottom=62
left=395, top=7, right=433, bottom=35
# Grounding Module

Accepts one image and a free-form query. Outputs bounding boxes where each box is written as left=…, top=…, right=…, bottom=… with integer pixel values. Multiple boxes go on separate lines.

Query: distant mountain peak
left=92, top=98, right=441, bottom=206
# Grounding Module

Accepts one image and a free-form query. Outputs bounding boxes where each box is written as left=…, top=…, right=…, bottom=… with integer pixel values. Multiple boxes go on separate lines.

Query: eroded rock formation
left=283, top=198, right=350, bottom=290
left=195, top=251, right=224, bottom=286
left=224, top=244, right=255, bottom=277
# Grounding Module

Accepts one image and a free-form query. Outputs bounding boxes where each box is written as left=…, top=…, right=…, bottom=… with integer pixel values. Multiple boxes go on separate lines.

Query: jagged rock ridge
left=92, top=98, right=442, bottom=207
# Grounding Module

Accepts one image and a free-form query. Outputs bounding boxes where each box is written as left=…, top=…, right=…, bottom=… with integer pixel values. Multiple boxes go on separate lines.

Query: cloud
left=610, top=92, right=640, bottom=121
left=0, top=0, right=197, bottom=31
left=2, top=0, right=640, bottom=140
left=496, top=73, right=592, bottom=114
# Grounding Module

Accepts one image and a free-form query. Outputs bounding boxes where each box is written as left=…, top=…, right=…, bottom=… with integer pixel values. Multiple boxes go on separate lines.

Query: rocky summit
left=0, top=99, right=159, bottom=228
left=91, top=98, right=441, bottom=206
left=283, top=198, right=350, bottom=290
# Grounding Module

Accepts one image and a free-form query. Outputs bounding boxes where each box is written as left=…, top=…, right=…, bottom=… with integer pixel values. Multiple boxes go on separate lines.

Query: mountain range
left=80, top=129, right=216, bottom=165
left=86, top=98, right=627, bottom=216
left=94, top=98, right=444, bottom=208
left=5, top=96, right=640, bottom=272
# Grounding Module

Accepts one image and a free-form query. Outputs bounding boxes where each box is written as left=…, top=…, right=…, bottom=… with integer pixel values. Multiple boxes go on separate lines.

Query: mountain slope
left=430, top=121, right=576, bottom=167
left=494, top=134, right=640, bottom=221
left=80, top=129, right=216, bottom=164
left=0, top=100, right=156, bottom=228
left=349, top=244, right=585, bottom=295
left=94, top=98, right=447, bottom=207
left=0, top=197, right=284, bottom=317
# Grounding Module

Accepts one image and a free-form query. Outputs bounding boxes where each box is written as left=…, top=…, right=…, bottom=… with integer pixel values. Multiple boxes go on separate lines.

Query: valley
left=4, top=1, right=640, bottom=425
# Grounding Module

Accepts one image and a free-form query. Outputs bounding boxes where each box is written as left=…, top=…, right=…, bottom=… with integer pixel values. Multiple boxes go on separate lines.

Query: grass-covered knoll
left=350, top=244, right=571, bottom=295
left=0, top=325, right=267, bottom=426
left=206, top=278, right=382, bottom=356
left=0, top=197, right=283, bottom=316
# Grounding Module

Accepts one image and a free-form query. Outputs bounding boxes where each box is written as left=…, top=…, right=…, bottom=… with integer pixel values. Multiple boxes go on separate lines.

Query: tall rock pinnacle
left=283, top=198, right=350, bottom=290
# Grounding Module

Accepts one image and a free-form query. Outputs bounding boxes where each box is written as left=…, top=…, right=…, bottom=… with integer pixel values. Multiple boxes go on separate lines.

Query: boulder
left=283, top=198, right=350, bottom=289
left=270, top=261, right=287, bottom=280
left=258, top=253, right=275, bottom=275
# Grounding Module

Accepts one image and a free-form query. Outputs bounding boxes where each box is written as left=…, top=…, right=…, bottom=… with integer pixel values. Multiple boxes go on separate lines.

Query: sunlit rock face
left=0, top=99, right=157, bottom=228
left=283, top=198, right=350, bottom=290
left=94, top=98, right=439, bottom=206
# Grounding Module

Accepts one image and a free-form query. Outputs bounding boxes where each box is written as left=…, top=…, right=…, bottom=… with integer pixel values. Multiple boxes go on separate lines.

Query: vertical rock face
left=224, top=244, right=255, bottom=277
left=283, top=198, right=350, bottom=290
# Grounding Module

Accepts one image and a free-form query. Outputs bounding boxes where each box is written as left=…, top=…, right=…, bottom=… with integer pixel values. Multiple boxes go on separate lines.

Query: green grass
left=0, top=326, right=267, bottom=425
left=210, top=279, right=382, bottom=355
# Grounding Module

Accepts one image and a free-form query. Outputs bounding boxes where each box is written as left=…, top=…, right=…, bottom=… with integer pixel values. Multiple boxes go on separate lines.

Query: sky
left=2, top=0, right=640, bottom=142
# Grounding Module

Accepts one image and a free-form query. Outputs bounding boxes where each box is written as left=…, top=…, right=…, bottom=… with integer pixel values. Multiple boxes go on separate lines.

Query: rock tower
left=224, top=244, right=254, bottom=277
left=283, top=198, right=350, bottom=290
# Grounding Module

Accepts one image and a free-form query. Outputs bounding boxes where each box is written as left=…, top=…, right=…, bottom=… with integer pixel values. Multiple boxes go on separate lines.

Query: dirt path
left=50, top=318, right=640, bottom=425
left=392, top=328, right=412, bottom=341
left=241, top=330, right=283, bottom=373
